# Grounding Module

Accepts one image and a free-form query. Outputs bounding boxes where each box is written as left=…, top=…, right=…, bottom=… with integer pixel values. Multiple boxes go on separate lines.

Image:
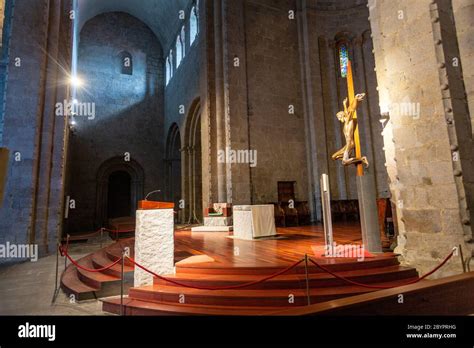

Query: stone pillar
left=134, top=208, right=175, bottom=287
left=0, top=0, right=70, bottom=259
left=452, top=0, right=474, bottom=132
left=368, top=0, right=472, bottom=277
left=221, top=0, right=252, bottom=205
left=213, top=0, right=228, bottom=204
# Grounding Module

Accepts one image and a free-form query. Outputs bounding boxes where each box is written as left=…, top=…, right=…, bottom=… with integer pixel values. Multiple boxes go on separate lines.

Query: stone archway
left=95, top=157, right=145, bottom=228
left=183, top=99, right=203, bottom=224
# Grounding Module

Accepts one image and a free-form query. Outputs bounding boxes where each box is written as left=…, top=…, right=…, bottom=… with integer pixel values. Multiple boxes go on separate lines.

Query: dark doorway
left=107, top=171, right=132, bottom=219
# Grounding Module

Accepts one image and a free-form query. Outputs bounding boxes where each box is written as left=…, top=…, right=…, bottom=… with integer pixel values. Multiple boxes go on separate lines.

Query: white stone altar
left=233, top=205, right=277, bottom=240
left=134, top=208, right=175, bottom=287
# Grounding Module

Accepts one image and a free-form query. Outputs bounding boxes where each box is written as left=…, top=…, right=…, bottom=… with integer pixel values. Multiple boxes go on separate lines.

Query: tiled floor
left=0, top=237, right=113, bottom=315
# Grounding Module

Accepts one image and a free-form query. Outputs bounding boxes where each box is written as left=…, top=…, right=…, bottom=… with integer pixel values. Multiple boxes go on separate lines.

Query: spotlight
left=69, top=76, right=83, bottom=87
left=72, top=99, right=79, bottom=104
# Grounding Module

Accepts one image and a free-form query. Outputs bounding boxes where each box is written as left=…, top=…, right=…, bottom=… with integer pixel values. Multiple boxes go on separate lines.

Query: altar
left=233, top=205, right=277, bottom=240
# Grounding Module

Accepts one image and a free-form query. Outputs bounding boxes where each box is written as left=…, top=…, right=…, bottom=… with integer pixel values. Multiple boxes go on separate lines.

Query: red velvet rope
left=59, top=236, right=455, bottom=291
left=128, top=257, right=305, bottom=290
left=103, top=228, right=136, bottom=234
left=59, top=245, right=123, bottom=273
left=309, top=249, right=456, bottom=290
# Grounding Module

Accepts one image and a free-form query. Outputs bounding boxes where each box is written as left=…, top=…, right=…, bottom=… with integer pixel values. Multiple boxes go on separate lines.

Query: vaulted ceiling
left=77, top=0, right=193, bottom=49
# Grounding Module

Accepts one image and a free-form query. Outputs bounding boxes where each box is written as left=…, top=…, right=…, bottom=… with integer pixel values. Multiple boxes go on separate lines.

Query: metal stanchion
left=51, top=242, right=60, bottom=304
left=64, top=234, right=70, bottom=271
left=320, top=174, right=334, bottom=251
left=459, top=244, right=466, bottom=273
left=120, top=249, right=125, bottom=316
left=304, top=254, right=311, bottom=306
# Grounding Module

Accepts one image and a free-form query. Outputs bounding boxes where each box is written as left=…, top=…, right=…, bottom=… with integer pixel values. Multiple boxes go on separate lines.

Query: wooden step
left=101, top=296, right=285, bottom=316
left=91, top=249, right=134, bottom=278
left=105, top=239, right=135, bottom=267
left=154, top=265, right=418, bottom=290
left=175, top=256, right=400, bottom=276
left=129, top=277, right=419, bottom=307
left=60, top=265, right=99, bottom=301
left=76, top=254, right=120, bottom=289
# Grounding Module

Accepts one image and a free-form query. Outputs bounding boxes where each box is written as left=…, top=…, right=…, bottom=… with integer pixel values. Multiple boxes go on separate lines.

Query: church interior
left=0, top=0, right=474, bottom=320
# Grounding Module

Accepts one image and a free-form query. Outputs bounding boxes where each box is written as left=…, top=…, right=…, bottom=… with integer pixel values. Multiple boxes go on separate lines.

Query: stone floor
left=0, top=237, right=114, bottom=315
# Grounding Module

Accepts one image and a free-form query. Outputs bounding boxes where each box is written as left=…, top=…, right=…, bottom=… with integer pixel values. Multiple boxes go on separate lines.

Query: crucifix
left=332, top=59, right=382, bottom=253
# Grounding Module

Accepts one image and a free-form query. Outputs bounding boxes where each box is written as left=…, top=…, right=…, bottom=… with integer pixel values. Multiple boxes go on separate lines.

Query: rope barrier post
left=51, top=242, right=60, bottom=304
left=304, top=254, right=311, bottom=306
left=458, top=244, right=466, bottom=273
left=120, top=249, right=125, bottom=316
left=64, top=234, right=70, bottom=271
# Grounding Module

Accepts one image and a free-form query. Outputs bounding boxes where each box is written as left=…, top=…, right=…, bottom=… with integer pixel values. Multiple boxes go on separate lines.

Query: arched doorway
left=183, top=99, right=203, bottom=223
left=95, top=157, right=145, bottom=229
left=165, top=124, right=182, bottom=221
left=107, top=171, right=132, bottom=219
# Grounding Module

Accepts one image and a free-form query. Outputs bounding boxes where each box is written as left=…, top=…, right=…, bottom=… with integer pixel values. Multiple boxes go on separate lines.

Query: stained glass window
left=339, top=44, right=348, bottom=78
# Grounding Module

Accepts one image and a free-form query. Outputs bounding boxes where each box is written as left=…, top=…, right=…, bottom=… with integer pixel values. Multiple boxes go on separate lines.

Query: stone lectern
left=134, top=201, right=175, bottom=287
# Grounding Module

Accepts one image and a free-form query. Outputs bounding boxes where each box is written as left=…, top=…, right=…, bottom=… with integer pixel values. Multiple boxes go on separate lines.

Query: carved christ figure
left=331, top=93, right=369, bottom=168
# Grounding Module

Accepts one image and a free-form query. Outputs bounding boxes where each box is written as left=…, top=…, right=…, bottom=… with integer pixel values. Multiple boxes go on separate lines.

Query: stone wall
left=66, top=12, right=164, bottom=233
left=244, top=0, right=308, bottom=205
left=369, top=0, right=473, bottom=276
left=0, top=0, right=70, bottom=260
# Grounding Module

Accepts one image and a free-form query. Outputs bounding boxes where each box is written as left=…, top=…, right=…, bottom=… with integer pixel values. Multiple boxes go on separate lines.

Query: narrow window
left=176, top=35, right=183, bottom=67
left=338, top=44, right=349, bottom=78
left=190, top=5, right=199, bottom=46
left=181, top=26, right=186, bottom=58
left=166, top=55, right=172, bottom=85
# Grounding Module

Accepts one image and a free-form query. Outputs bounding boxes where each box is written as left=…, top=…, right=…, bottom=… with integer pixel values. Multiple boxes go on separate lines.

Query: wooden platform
left=60, top=224, right=420, bottom=315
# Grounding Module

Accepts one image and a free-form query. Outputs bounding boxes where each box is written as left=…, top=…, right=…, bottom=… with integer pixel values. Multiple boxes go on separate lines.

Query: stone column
left=452, top=0, right=474, bottom=133
left=221, top=0, right=252, bottom=205
left=296, top=2, right=320, bottom=221
left=0, top=0, right=70, bottom=258
left=213, top=0, right=227, bottom=204
left=368, top=0, right=472, bottom=276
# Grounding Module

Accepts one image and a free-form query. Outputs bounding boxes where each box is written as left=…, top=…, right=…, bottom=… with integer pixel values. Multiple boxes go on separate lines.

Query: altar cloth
left=233, top=205, right=276, bottom=240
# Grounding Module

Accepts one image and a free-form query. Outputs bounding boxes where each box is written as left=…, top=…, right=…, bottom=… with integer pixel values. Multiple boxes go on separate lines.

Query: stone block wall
left=0, top=0, right=70, bottom=260
left=369, top=0, right=473, bottom=276
left=244, top=0, right=308, bottom=205
left=452, top=0, right=474, bottom=133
